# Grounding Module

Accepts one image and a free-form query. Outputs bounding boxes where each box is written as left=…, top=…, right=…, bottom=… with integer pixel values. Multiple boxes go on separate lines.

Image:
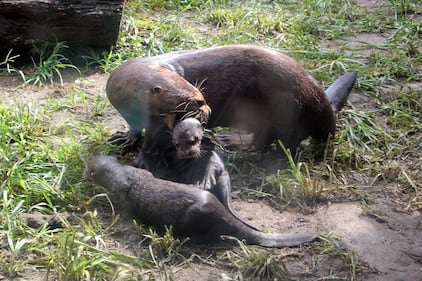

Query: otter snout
left=198, top=104, right=211, bottom=124
left=84, top=155, right=118, bottom=181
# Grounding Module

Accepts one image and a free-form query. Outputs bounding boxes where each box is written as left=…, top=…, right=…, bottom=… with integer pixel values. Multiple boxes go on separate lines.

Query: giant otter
left=84, top=155, right=317, bottom=248
left=106, top=44, right=357, bottom=152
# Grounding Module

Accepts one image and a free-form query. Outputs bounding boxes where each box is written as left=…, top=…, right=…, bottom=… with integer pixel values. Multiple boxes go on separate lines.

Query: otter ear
left=163, top=113, right=177, bottom=130
left=152, top=86, right=164, bottom=94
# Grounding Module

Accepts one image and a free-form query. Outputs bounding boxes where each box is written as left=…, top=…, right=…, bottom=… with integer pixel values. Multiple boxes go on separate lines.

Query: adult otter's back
left=107, top=45, right=357, bottom=150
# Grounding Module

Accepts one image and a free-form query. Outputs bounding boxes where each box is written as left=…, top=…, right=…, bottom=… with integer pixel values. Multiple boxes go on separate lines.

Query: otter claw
left=132, top=152, right=145, bottom=168
left=108, top=130, right=143, bottom=150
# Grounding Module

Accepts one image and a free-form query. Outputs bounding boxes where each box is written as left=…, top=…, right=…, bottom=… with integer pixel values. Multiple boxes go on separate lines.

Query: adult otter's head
left=106, top=62, right=210, bottom=131
left=146, top=65, right=210, bottom=129
left=172, top=118, right=204, bottom=159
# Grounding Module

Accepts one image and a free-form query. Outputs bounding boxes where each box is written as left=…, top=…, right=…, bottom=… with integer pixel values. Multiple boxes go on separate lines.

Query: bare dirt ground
left=1, top=1, right=421, bottom=280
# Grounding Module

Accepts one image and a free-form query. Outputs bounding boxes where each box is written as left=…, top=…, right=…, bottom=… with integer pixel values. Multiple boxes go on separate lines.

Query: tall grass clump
left=141, top=225, right=193, bottom=275
left=218, top=239, right=291, bottom=281
left=249, top=142, right=324, bottom=210
left=0, top=49, right=25, bottom=80
left=24, top=42, right=80, bottom=86
left=311, top=233, right=360, bottom=281
left=0, top=103, right=83, bottom=207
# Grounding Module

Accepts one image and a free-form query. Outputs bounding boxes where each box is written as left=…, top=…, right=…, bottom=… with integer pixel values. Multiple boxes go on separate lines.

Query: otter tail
left=227, top=218, right=318, bottom=248
left=325, top=71, right=358, bottom=115
left=250, top=231, right=318, bottom=248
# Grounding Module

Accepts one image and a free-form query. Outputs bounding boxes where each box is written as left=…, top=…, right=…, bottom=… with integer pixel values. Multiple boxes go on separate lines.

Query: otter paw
left=108, top=130, right=143, bottom=150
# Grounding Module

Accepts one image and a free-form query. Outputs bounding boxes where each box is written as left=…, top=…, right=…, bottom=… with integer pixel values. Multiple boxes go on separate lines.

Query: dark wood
left=0, top=0, right=125, bottom=50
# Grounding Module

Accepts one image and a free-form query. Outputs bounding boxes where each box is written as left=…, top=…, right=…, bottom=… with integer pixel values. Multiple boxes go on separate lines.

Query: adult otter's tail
left=325, top=71, right=358, bottom=115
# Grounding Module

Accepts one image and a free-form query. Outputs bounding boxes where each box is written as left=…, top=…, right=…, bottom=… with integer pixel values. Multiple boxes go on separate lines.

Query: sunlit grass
left=218, top=239, right=291, bottom=281
left=0, top=102, right=149, bottom=279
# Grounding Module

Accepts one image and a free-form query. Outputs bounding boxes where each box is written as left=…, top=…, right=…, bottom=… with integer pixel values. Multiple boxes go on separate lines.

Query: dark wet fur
left=85, top=155, right=317, bottom=248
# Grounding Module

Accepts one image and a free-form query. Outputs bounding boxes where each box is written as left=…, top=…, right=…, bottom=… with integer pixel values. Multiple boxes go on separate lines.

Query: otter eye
left=152, top=86, right=163, bottom=94
left=189, top=136, right=200, bottom=145
left=196, top=100, right=205, bottom=107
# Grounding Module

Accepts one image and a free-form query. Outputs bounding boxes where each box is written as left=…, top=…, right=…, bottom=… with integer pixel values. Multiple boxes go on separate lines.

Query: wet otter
left=106, top=44, right=357, bottom=152
left=84, top=155, right=317, bottom=248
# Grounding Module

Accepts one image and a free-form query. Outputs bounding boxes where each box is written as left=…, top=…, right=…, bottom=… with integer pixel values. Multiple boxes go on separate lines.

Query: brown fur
left=106, top=45, right=340, bottom=151
left=106, top=63, right=210, bottom=134
left=84, top=155, right=317, bottom=248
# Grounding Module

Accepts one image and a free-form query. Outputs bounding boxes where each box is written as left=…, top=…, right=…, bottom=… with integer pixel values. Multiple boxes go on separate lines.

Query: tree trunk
left=0, top=0, right=125, bottom=50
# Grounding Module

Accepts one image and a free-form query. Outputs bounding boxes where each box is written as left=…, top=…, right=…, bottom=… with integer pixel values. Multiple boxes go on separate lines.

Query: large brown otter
left=106, top=44, right=357, bottom=152
left=84, top=155, right=317, bottom=248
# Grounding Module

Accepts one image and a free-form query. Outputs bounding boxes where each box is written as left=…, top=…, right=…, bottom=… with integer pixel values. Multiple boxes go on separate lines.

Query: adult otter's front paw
left=108, top=130, right=143, bottom=150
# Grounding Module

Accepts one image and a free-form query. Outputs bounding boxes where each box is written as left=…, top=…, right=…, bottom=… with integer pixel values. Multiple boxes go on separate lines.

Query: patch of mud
left=321, top=32, right=389, bottom=59
left=320, top=0, right=392, bottom=60
left=233, top=200, right=318, bottom=234
left=321, top=202, right=422, bottom=281
left=230, top=199, right=422, bottom=280
left=0, top=71, right=108, bottom=104
left=347, top=89, right=373, bottom=105
left=172, top=264, right=223, bottom=281
left=342, top=33, right=388, bottom=55
left=0, top=74, right=51, bottom=103
left=103, top=109, right=128, bottom=136
left=0, top=71, right=127, bottom=135
left=76, top=72, right=128, bottom=132
left=354, top=0, right=390, bottom=11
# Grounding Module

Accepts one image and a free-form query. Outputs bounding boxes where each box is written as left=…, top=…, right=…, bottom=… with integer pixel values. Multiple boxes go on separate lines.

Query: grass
left=1, top=0, right=421, bottom=279
left=218, top=239, right=291, bottom=281
left=310, top=232, right=362, bottom=281
left=25, top=42, right=81, bottom=86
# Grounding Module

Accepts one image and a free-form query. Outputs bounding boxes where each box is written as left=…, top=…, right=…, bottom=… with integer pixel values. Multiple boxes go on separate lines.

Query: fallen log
left=0, top=0, right=125, bottom=50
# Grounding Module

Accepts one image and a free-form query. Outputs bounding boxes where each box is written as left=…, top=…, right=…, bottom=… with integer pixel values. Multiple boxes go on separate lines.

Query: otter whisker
left=174, top=101, right=189, bottom=110
left=194, top=78, right=207, bottom=93
left=181, top=112, right=190, bottom=120
left=198, top=146, right=211, bottom=157
left=183, top=100, right=193, bottom=111
left=182, top=111, right=196, bottom=120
